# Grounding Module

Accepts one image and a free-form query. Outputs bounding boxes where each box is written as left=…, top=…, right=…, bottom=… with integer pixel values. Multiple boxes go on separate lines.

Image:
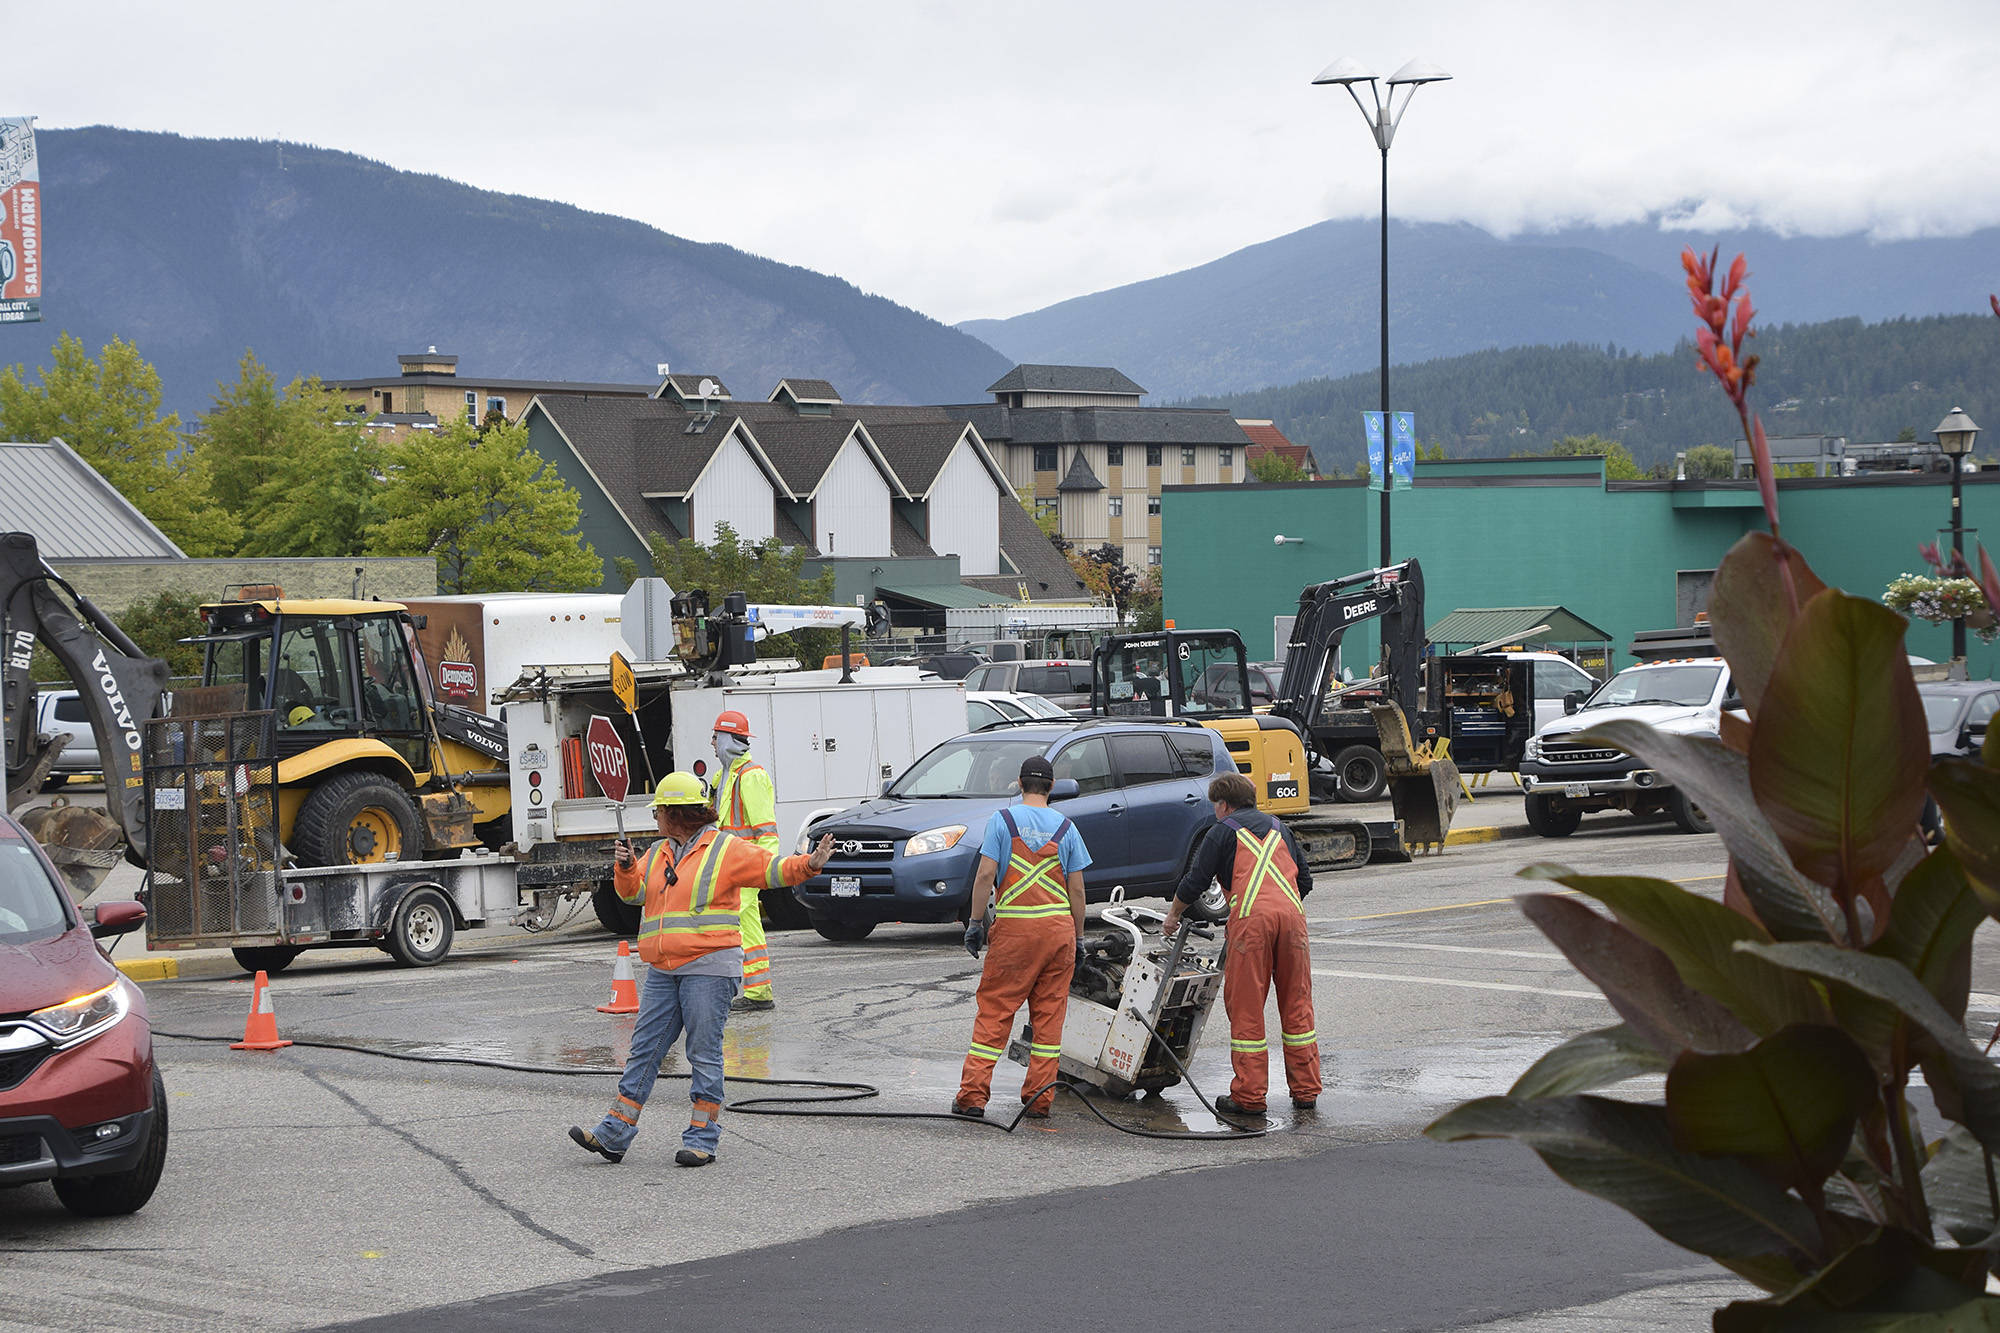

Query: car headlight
left=29, top=978, right=133, bottom=1046
left=904, top=825, right=968, bottom=857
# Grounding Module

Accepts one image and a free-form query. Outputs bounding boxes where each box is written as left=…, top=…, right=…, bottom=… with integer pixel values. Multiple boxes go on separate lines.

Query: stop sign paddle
left=586, top=714, right=631, bottom=838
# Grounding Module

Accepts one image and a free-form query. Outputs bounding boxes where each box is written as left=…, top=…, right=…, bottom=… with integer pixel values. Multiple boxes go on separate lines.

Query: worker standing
left=1162, top=772, right=1320, bottom=1116
left=712, top=709, right=781, bottom=1012
left=954, top=755, right=1090, bottom=1119
left=568, top=773, right=833, bottom=1167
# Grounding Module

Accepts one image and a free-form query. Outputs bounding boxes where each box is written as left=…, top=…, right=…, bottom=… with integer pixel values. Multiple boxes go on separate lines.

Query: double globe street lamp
left=1312, top=57, right=1450, bottom=569
left=1934, top=406, right=1983, bottom=662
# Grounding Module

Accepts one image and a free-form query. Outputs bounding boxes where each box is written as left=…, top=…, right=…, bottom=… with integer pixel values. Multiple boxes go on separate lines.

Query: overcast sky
left=15, top=0, right=2000, bottom=325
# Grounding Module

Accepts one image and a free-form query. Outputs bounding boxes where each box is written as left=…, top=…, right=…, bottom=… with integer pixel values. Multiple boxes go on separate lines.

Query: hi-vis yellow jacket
left=615, top=830, right=813, bottom=970
left=716, top=754, right=781, bottom=854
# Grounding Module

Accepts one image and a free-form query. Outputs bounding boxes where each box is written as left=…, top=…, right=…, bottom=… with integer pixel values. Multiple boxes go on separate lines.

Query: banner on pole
left=1362, top=412, right=1386, bottom=492
left=1391, top=412, right=1416, bottom=492
left=0, top=118, right=39, bottom=324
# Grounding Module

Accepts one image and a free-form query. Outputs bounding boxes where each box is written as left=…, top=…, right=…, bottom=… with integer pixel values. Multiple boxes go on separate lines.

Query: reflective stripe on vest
left=995, top=808, right=1072, bottom=920
left=1227, top=820, right=1303, bottom=919
left=720, top=758, right=779, bottom=843
left=638, top=835, right=742, bottom=946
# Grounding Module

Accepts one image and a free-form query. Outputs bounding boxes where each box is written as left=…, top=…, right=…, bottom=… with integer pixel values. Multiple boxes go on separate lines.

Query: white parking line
left=1321, top=939, right=1564, bottom=962
left=1313, top=968, right=1601, bottom=1000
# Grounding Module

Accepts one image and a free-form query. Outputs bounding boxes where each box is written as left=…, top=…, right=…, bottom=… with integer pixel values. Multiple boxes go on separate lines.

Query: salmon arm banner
left=0, top=118, right=41, bottom=323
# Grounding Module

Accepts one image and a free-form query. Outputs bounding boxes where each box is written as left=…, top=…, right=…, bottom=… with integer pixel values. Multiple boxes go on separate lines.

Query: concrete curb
left=1442, top=823, right=1535, bottom=847
left=117, top=957, right=180, bottom=982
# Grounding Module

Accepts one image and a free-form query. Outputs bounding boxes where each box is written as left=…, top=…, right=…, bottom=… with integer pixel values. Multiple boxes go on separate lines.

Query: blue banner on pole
left=1362, top=412, right=1385, bottom=492
left=1391, top=412, right=1415, bottom=492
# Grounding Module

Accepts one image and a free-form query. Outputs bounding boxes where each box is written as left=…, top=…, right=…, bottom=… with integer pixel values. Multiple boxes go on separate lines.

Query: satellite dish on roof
left=698, top=378, right=716, bottom=399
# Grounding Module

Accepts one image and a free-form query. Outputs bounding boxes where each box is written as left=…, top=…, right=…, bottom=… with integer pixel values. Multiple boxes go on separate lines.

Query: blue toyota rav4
left=793, top=719, right=1228, bottom=941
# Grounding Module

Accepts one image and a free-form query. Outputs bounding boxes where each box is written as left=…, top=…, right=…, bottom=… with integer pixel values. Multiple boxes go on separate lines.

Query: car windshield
left=0, top=832, right=69, bottom=945
left=1921, top=694, right=1965, bottom=731
left=1583, top=664, right=1722, bottom=709
left=890, top=737, right=1053, bottom=798
left=1015, top=694, right=1068, bottom=719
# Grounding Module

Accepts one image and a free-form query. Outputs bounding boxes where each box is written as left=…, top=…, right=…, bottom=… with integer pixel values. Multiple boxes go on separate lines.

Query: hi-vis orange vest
left=993, top=808, right=1076, bottom=926
left=1220, top=816, right=1305, bottom=922
left=614, top=829, right=814, bottom=970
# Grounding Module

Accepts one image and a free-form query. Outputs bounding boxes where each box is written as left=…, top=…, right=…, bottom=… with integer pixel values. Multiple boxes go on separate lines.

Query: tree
left=1248, top=450, right=1308, bottom=483
left=1129, top=567, right=1164, bottom=634
left=1417, top=440, right=1450, bottom=461
left=1351, top=460, right=1373, bottom=481
left=369, top=417, right=602, bottom=594
left=0, top=334, right=236, bottom=554
left=1018, top=485, right=1058, bottom=538
left=1065, top=543, right=1139, bottom=615
left=1681, top=443, right=1737, bottom=479
left=646, top=523, right=842, bottom=663
left=30, top=587, right=206, bottom=683
left=1539, top=434, right=1646, bottom=480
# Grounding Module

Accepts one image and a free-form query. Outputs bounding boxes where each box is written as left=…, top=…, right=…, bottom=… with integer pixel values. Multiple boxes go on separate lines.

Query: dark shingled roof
left=891, top=511, right=938, bottom=559
left=986, top=364, right=1146, bottom=397
left=771, top=378, right=842, bottom=404
left=398, top=352, right=459, bottom=367
left=1057, top=451, right=1104, bottom=492
left=865, top=420, right=990, bottom=494
left=655, top=372, right=731, bottom=401
left=737, top=416, right=870, bottom=498
left=946, top=402, right=1251, bottom=448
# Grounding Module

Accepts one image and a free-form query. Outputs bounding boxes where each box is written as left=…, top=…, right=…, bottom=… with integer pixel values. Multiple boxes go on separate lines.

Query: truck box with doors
left=402, top=594, right=628, bottom=715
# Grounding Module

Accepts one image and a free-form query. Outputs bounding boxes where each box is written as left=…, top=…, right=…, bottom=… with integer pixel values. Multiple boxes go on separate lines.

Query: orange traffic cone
left=596, top=940, right=640, bottom=1014
left=230, top=970, right=293, bottom=1051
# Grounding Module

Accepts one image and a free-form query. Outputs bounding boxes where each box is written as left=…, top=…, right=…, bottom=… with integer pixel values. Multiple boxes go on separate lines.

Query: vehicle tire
left=760, top=887, right=811, bottom=932
left=293, top=772, right=424, bottom=866
left=1331, top=745, right=1387, bottom=803
left=385, top=887, right=455, bottom=967
left=38, top=773, right=68, bottom=792
left=52, top=1068, right=168, bottom=1217
left=810, top=915, right=875, bottom=942
left=592, top=881, right=639, bottom=936
left=231, top=945, right=302, bottom=975
left=1524, top=792, right=1582, bottom=838
left=1668, top=789, right=1716, bottom=835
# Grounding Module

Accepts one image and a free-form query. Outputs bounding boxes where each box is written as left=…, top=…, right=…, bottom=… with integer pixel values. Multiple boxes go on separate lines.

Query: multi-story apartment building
left=324, top=349, right=651, bottom=437
left=943, top=365, right=1249, bottom=568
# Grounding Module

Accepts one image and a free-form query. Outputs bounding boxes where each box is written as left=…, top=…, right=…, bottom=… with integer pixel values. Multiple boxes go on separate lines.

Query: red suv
left=0, top=812, right=167, bottom=1215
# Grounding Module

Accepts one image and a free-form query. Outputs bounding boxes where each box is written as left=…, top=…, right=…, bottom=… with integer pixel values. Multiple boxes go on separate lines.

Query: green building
left=1162, top=458, right=2000, bottom=678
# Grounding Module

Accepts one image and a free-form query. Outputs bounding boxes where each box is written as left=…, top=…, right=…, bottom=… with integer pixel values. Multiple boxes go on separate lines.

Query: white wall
left=688, top=432, right=776, bottom=542
left=813, top=437, right=891, bottom=556
left=927, top=439, right=1002, bottom=575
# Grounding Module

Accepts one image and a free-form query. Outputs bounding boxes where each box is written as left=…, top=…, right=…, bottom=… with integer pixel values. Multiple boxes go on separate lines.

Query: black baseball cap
left=1019, top=755, right=1055, bottom=784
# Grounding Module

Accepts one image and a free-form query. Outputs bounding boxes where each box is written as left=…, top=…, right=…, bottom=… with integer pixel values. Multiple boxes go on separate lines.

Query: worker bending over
left=569, top=773, right=832, bottom=1167
left=712, top=709, right=780, bottom=1012
left=1163, top=772, right=1320, bottom=1116
left=954, top=755, right=1091, bottom=1119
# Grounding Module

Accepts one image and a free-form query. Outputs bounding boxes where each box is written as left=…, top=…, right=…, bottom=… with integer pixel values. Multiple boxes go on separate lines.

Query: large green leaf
left=1580, top=721, right=1847, bottom=942
left=1525, top=867, right=1829, bottom=1035
left=1738, top=942, right=2000, bottom=1155
left=1750, top=591, right=1930, bottom=906
left=1923, top=1125, right=2000, bottom=1249
left=1522, top=893, right=1755, bottom=1056
left=1713, top=1229, right=1995, bottom=1332
left=1667, top=1025, right=1879, bottom=1191
left=1426, top=1094, right=1820, bottom=1291
left=1871, top=848, right=1982, bottom=1016
left=1929, top=761, right=2000, bottom=922
left=1509, top=1024, right=1668, bottom=1098
left=1709, top=532, right=1830, bottom=716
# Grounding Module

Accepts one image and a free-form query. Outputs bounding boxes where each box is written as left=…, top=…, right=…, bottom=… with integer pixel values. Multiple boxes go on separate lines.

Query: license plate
left=830, top=876, right=861, bottom=898
left=1562, top=784, right=1591, bottom=799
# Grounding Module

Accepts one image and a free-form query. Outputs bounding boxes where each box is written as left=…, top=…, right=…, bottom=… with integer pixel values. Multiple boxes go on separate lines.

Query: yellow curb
left=117, top=958, right=180, bottom=982
left=1443, top=826, right=1505, bottom=846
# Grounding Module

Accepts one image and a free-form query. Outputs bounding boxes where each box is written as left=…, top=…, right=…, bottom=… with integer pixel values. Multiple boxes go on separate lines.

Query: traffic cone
left=230, top=971, right=293, bottom=1051
left=596, top=940, right=640, bottom=1014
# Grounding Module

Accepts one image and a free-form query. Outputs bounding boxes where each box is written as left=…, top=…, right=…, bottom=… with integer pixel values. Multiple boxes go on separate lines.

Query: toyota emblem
left=840, top=840, right=863, bottom=855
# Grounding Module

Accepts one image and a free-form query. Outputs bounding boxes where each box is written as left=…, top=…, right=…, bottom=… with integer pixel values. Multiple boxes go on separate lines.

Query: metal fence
left=142, top=711, right=283, bottom=946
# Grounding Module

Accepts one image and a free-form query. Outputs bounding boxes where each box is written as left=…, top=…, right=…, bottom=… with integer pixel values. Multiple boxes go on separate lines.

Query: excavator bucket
left=1364, top=702, right=1459, bottom=855
left=19, top=798, right=126, bottom=903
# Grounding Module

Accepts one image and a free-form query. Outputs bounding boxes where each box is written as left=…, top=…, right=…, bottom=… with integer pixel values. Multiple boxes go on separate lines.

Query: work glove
left=964, top=920, right=987, bottom=959
left=1074, top=942, right=1087, bottom=973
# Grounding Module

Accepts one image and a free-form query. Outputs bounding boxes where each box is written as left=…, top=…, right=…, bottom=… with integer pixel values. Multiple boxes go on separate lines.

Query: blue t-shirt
left=977, top=803, right=1093, bottom=872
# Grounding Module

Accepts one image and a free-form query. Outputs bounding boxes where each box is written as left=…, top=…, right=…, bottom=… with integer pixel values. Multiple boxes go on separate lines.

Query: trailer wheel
left=1524, top=792, right=1582, bottom=837
left=386, top=887, right=455, bottom=966
left=592, top=882, right=640, bottom=936
left=294, top=773, right=424, bottom=866
left=1668, top=789, right=1715, bottom=835
left=231, top=946, right=301, bottom=975
left=1331, top=745, right=1387, bottom=803
left=810, top=915, right=875, bottom=942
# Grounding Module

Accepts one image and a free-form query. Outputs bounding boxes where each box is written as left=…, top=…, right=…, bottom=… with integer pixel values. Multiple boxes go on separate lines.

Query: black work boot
left=730, top=995, right=776, bottom=1013
left=674, top=1148, right=717, bottom=1167
left=1214, top=1095, right=1268, bottom=1118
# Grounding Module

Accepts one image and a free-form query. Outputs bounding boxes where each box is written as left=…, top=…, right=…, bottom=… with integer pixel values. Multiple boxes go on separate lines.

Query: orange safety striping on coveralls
left=957, top=809, right=1077, bottom=1115
left=1218, top=817, right=1321, bottom=1110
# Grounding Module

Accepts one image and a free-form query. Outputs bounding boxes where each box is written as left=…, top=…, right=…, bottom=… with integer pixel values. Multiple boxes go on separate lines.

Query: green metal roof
left=1426, top=606, right=1613, bottom=649
left=875, top=582, right=1017, bottom=609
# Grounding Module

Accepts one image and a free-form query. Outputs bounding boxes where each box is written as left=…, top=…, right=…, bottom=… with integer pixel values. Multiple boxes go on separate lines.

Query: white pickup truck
left=1516, top=657, right=1737, bottom=837
left=32, top=689, right=101, bottom=789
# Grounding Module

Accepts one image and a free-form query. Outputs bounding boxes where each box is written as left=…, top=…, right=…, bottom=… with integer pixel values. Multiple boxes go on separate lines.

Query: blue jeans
left=592, top=967, right=737, bottom=1156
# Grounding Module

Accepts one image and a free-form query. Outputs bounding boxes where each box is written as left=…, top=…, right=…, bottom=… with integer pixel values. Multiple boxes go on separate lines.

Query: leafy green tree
left=1129, top=567, right=1164, bottom=633
left=1417, top=440, right=1450, bottom=461
left=1248, top=450, right=1308, bottom=483
left=646, top=523, right=842, bottom=663
left=1681, top=443, right=1737, bottom=479
left=116, top=589, right=207, bottom=680
left=369, top=417, right=601, bottom=594
left=611, top=556, right=639, bottom=590
left=1351, top=459, right=1372, bottom=481
left=1017, top=485, right=1058, bottom=538
left=0, top=334, right=237, bottom=554
left=1540, top=434, right=1645, bottom=480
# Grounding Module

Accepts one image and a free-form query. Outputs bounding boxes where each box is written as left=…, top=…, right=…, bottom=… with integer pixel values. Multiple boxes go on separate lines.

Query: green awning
left=1426, top=606, right=1612, bottom=650
left=875, top=583, right=1017, bottom=609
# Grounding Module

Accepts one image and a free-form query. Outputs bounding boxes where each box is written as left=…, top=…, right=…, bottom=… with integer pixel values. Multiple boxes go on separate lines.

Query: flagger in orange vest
left=1162, top=771, right=1320, bottom=1116
left=568, top=772, right=833, bottom=1167
left=953, top=754, right=1092, bottom=1119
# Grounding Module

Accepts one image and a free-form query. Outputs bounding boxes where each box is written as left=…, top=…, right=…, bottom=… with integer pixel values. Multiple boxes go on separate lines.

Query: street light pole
left=1935, top=406, right=1983, bottom=663
left=1313, top=57, right=1450, bottom=569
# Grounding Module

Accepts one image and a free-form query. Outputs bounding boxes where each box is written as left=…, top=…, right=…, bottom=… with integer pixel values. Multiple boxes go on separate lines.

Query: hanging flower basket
left=1884, top=574, right=2000, bottom=642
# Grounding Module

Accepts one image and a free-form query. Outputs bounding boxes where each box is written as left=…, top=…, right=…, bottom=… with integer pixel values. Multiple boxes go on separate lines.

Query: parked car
left=966, top=690, right=1071, bottom=730
left=32, top=689, right=101, bottom=788
left=792, top=719, right=1229, bottom=940
left=1517, top=657, right=1737, bottom=837
left=1919, top=680, right=1998, bottom=759
left=961, top=660, right=1096, bottom=713
left=0, top=811, right=167, bottom=1216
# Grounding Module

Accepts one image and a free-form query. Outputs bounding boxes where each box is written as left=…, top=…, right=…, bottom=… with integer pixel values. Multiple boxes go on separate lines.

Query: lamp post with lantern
left=1934, top=406, right=1982, bottom=663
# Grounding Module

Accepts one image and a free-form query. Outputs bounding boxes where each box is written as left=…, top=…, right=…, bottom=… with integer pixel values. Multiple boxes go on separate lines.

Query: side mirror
left=880, top=779, right=896, bottom=796
left=1962, top=724, right=1985, bottom=752
left=90, top=900, right=147, bottom=940
left=1722, top=691, right=1743, bottom=711
left=1563, top=689, right=1587, bottom=716
left=1049, top=777, right=1081, bottom=801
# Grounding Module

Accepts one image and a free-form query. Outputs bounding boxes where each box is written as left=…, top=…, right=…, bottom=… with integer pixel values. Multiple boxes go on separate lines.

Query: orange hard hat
left=713, top=709, right=751, bottom=739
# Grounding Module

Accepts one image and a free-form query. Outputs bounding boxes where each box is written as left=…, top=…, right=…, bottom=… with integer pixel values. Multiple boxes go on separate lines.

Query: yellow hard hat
left=287, top=705, right=315, bottom=725
left=650, top=772, right=707, bottom=807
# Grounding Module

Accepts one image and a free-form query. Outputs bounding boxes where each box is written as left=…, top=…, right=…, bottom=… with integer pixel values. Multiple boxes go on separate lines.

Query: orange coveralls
left=1216, top=816, right=1321, bottom=1110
